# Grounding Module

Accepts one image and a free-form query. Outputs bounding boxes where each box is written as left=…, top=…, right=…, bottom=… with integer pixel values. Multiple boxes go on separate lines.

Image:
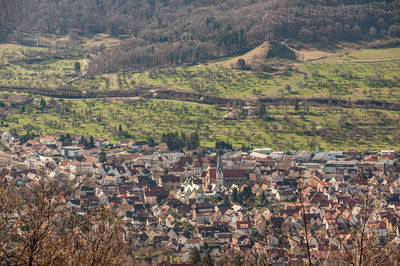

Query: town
left=1, top=130, right=400, bottom=265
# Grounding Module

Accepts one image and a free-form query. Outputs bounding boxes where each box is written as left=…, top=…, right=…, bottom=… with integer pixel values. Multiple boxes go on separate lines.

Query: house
left=185, top=239, right=201, bottom=250
left=347, top=149, right=360, bottom=157
left=311, top=152, right=336, bottom=163
left=70, top=161, right=93, bottom=175
left=380, top=150, right=395, bottom=157
left=369, top=221, right=387, bottom=237
left=324, top=160, right=359, bottom=175
left=160, top=174, right=181, bottom=187
left=293, top=150, right=313, bottom=162
left=177, top=234, right=188, bottom=245
left=236, top=220, right=252, bottom=235
left=61, top=146, right=83, bottom=159
left=1, top=131, right=12, bottom=141
left=192, top=202, right=216, bottom=223
left=144, top=186, right=169, bottom=204
left=276, top=190, right=295, bottom=201
left=95, top=138, right=109, bottom=148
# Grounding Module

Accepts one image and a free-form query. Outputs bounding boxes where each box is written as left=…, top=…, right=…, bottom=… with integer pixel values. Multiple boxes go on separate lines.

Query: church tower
left=216, top=150, right=224, bottom=187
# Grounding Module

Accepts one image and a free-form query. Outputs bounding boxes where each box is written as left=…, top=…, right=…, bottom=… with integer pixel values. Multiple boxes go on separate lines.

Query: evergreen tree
left=294, top=97, right=299, bottom=112
left=237, top=58, right=246, bottom=69
left=74, top=61, right=81, bottom=73
left=180, top=132, right=186, bottom=148
left=89, top=136, right=95, bottom=148
left=79, top=136, right=85, bottom=145
left=58, top=134, right=65, bottom=142
left=239, top=185, right=253, bottom=202
left=40, top=98, right=46, bottom=110
left=147, top=137, right=155, bottom=146
left=84, top=139, right=89, bottom=148
left=256, top=103, right=266, bottom=117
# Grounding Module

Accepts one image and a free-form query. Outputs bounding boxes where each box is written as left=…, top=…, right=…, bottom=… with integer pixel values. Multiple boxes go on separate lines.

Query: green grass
left=1, top=98, right=225, bottom=142
left=323, top=47, right=400, bottom=61
left=0, top=43, right=47, bottom=63
left=0, top=43, right=86, bottom=89
left=202, top=105, right=400, bottom=151
left=0, top=58, right=83, bottom=88
left=130, top=66, right=304, bottom=97
left=296, top=60, right=400, bottom=100
left=1, top=44, right=400, bottom=151
left=1, top=97, right=400, bottom=151
left=1, top=43, right=399, bottom=100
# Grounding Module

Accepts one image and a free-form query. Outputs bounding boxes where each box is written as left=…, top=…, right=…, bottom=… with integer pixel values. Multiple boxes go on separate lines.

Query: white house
left=1, top=131, right=12, bottom=142
left=95, top=138, right=109, bottom=148
left=61, top=146, right=83, bottom=159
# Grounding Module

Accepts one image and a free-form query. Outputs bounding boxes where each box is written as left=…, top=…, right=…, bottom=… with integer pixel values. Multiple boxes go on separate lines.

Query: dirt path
left=186, top=109, right=236, bottom=134
left=82, top=59, right=89, bottom=76
left=320, top=58, right=400, bottom=63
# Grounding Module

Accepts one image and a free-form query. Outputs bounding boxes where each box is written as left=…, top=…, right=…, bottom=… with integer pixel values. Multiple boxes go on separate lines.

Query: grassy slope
left=1, top=98, right=225, bottom=142
left=1, top=42, right=399, bottom=100
left=1, top=42, right=400, bottom=150
left=1, top=96, right=400, bottom=151
left=112, top=46, right=400, bottom=99
left=204, top=106, right=400, bottom=151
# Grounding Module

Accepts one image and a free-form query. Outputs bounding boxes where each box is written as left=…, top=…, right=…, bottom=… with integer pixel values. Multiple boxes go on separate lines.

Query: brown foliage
left=0, top=180, right=127, bottom=266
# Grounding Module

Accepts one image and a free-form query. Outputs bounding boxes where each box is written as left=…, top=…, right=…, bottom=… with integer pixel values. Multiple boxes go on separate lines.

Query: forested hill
left=2, top=0, right=400, bottom=71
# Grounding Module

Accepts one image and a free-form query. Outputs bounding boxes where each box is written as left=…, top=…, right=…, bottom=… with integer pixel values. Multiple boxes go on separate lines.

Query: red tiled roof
left=208, top=169, right=217, bottom=183
left=223, top=169, right=245, bottom=179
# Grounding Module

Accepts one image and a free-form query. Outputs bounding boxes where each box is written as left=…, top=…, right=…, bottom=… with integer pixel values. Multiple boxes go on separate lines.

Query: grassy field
left=1, top=42, right=400, bottom=151
left=323, top=47, right=400, bottom=61
left=1, top=42, right=399, bottom=100
left=132, top=66, right=304, bottom=97
left=0, top=58, right=83, bottom=88
left=202, top=105, right=400, bottom=151
left=0, top=98, right=225, bottom=142
left=294, top=59, right=400, bottom=100
left=0, top=43, right=47, bottom=63
left=1, top=96, right=399, bottom=151
left=97, top=46, right=400, bottom=99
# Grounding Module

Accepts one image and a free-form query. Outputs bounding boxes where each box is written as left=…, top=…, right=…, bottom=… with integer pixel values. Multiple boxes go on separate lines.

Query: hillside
left=1, top=41, right=400, bottom=150
left=213, top=41, right=298, bottom=70
left=1, top=0, right=400, bottom=71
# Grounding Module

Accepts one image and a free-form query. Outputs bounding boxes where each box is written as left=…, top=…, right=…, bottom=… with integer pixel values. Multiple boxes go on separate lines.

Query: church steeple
left=216, top=149, right=223, bottom=187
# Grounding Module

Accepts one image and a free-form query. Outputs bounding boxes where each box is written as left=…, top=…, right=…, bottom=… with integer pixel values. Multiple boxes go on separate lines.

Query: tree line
left=161, top=131, right=200, bottom=151
left=1, top=0, right=399, bottom=71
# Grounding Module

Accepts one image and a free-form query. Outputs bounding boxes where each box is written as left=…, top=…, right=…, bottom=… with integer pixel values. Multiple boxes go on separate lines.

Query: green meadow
left=1, top=98, right=224, bottom=142
left=1, top=96, right=399, bottom=151
left=203, top=105, right=400, bottom=151
left=1, top=43, right=400, bottom=151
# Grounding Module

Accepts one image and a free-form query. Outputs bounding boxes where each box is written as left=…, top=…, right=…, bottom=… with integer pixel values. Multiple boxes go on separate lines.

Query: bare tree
left=0, top=179, right=128, bottom=266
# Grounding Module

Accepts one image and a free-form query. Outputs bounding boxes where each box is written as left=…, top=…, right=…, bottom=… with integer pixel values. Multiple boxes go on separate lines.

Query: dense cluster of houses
left=1, top=130, right=400, bottom=264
